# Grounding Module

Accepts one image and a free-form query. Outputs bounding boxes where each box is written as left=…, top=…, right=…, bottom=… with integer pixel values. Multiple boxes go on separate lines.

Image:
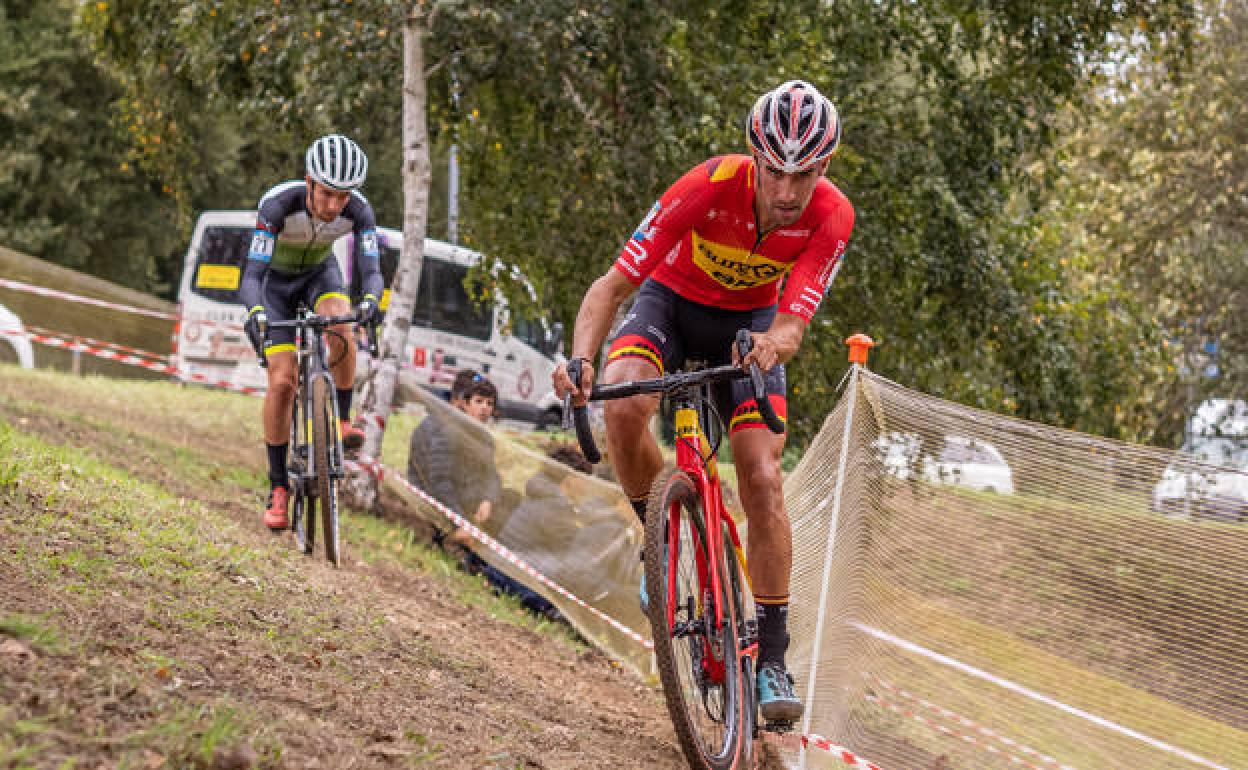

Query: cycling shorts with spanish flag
left=606, top=279, right=787, bottom=435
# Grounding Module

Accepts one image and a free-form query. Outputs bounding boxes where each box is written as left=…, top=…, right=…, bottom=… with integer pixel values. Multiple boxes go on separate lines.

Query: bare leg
left=602, top=357, right=664, bottom=500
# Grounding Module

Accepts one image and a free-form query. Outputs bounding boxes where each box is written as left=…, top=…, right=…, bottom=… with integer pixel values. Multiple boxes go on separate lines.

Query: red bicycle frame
left=665, top=400, right=753, bottom=685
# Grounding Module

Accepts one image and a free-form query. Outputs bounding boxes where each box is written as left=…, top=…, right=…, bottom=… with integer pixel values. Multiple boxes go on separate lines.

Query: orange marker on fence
left=846, top=333, right=875, bottom=365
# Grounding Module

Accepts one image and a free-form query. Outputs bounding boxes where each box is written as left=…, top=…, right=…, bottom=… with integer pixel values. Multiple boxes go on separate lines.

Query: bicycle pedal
left=762, top=719, right=795, bottom=734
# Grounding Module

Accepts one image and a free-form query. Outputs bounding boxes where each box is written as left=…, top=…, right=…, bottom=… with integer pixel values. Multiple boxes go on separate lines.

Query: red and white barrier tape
left=864, top=691, right=1051, bottom=770
left=0, top=278, right=176, bottom=320
left=385, top=465, right=653, bottom=649
left=345, top=455, right=384, bottom=482
left=867, top=675, right=1076, bottom=770
left=22, top=330, right=177, bottom=374
left=18, top=327, right=262, bottom=395
left=799, top=734, right=886, bottom=770
left=24, top=324, right=172, bottom=362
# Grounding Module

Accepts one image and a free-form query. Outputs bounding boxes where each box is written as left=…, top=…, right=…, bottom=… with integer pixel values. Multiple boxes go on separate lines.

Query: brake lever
left=562, top=358, right=581, bottom=431
left=734, top=329, right=784, bottom=434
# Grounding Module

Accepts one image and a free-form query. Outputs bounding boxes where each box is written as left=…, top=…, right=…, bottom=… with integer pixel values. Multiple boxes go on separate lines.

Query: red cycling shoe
left=264, top=486, right=290, bottom=531
left=340, top=420, right=365, bottom=451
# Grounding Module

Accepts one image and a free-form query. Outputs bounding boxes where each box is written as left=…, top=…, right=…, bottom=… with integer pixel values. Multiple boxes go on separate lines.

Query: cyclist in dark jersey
left=553, top=81, right=854, bottom=721
left=240, top=134, right=384, bottom=531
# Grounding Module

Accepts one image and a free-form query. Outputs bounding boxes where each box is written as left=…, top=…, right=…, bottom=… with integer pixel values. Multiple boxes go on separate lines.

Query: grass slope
left=0, top=365, right=683, bottom=769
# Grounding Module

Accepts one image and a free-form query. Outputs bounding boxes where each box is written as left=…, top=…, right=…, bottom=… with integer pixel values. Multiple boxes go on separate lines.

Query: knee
left=737, top=450, right=783, bottom=497
left=604, top=396, right=652, bottom=436
left=268, top=368, right=298, bottom=399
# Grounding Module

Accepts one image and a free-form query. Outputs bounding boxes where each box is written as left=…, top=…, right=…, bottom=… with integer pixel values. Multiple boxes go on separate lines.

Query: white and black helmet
left=746, top=80, right=841, bottom=173
left=305, top=134, right=369, bottom=191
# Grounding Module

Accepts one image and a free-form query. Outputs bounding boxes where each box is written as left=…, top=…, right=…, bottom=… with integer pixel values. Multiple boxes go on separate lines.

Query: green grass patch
left=123, top=701, right=281, bottom=769
left=0, top=612, right=63, bottom=653
left=345, top=509, right=590, bottom=652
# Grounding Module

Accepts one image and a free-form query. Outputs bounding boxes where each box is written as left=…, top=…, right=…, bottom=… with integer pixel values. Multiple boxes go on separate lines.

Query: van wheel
left=535, top=408, right=562, bottom=432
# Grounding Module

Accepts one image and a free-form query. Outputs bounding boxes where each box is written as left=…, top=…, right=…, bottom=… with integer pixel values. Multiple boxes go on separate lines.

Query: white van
left=172, top=210, right=567, bottom=427
left=0, top=302, right=34, bottom=369
left=1151, top=399, right=1248, bottom=522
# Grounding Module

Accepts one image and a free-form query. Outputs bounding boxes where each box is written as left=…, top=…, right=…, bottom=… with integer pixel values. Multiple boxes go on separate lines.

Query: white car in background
left=1151, top=437, right=1248, bottom=522
left=923, top=435, right=1015, bottom=494
left=875, top=432, right=1015, bottom=495
left=0, top=302, right=34, bottom=369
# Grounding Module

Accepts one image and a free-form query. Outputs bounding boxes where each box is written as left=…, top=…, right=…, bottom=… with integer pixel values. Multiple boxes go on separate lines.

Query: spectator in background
left=403, top=369, right=530, bottom=601
left=406, top=368, right=502, bottom=533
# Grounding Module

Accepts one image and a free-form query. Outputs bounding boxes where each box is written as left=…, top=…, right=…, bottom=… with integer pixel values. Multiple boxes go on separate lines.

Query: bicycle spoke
left=311, top=375, right=341, bottom=567
left=645, top=468, right=745, bottom=769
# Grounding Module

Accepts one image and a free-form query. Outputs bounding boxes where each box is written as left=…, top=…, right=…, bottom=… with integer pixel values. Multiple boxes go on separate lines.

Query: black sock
left=336, top=388, right=353, bottom=421
left=267, top=443, right=289, bottom=489
left=755, top=597, right=790, bottom=667
left=629, top=496, right=647, bottom=524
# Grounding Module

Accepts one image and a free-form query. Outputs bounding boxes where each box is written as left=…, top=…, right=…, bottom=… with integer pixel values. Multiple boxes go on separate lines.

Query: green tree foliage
left=79, top=1, right=411, bottom=230
left=80, top=0, right=1195, bottom=445
left=0, top=0, right=183, bottom=294
left=1022, top=0, right=1244, bottom=445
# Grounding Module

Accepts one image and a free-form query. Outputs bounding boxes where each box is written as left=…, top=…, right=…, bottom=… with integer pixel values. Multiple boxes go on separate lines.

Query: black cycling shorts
left=261, top=259, right=350, bottom=354
left=606, top=279, right=787, bottom=435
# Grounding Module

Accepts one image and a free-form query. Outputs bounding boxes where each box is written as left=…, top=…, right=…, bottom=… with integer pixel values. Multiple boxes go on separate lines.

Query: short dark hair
left=462, top=376, right=498, bottom=405
left=450, top=369, right=486, bottom=402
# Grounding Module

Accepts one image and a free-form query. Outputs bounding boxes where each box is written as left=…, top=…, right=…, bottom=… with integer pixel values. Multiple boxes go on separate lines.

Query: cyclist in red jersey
left=553, top=80, right=854, bottom=721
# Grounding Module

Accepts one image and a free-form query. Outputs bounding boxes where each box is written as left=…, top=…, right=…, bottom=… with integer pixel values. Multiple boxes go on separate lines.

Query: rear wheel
left=311, top=375, right=341, bottom=567
left=645, top=467, right=747, bottom=770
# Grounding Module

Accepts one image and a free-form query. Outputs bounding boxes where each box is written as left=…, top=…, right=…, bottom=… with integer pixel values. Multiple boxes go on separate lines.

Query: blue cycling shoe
left=757, top=661, right=803, bottom=722
left=639, top=542, right=667, bottom=615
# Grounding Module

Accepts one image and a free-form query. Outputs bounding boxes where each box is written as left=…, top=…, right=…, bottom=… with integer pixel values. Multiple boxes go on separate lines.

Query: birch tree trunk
left=344, top=3, right=430, bottom=510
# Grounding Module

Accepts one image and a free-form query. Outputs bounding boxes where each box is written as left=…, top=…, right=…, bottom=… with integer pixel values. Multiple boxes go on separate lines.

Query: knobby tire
left=290, top=384, right=315, bottom=554
left=311, top=375, right=341, bottom=567
left=645, top=467, right=748, bottom=770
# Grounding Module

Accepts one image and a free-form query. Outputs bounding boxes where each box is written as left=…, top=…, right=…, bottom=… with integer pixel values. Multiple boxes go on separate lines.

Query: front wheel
left=288, top=389, right=315, bottom=555
left=310, top=375, right=342, bottom=567
left=291, top=481, right=316, bottom=555
left=645, top=467, right=747, bottom=770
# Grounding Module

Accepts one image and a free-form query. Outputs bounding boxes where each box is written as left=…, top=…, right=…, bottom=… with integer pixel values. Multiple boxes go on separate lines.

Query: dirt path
left=0, top=380, right=689, bottom=769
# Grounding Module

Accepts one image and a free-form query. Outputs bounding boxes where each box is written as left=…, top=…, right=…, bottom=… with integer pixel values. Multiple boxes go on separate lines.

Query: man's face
left=305, top=178, right=352, bottom=222
left=752, top=155, right=829, bottom=230
left=459, top=394, right=495, bottom=423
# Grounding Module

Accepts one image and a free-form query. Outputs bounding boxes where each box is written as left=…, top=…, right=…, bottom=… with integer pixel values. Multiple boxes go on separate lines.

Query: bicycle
left=567, top=329, right=786, bottom=770
left=253, top=307, right=375, bottom=568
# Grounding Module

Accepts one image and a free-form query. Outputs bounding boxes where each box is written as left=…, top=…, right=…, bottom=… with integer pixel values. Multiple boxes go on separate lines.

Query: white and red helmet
left=306, top=134, right=369, bottom=191
left=746, top=80, right=841, bottom=173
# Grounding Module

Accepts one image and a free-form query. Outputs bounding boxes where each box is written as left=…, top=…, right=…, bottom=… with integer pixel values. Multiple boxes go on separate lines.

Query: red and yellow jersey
left=612, top=155, right=854, bottom=322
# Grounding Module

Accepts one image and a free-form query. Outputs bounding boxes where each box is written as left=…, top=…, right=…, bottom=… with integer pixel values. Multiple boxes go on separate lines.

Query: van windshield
left=189, top=225, right=251, bottom=303
left=413, top=258, right=492, bottom=341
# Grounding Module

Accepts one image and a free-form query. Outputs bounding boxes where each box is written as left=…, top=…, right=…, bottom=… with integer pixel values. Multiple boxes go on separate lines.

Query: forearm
left=239, top=258, right=269, bottom=313
left=766, top=314, right=807, bottom=364
left=357, top=253, right=384, bottom=301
